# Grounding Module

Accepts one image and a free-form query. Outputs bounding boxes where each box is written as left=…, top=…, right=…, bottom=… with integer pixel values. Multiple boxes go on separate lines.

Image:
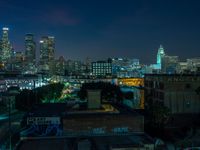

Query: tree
left=195, top=86, right=200, bottom=96
left=15, top=83, right=64, bottom=111
left=40, top=83, right=64, bottom=103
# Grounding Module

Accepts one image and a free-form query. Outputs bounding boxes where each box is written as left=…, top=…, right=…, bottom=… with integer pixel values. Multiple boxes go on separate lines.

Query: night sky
left=0, top=0, right=200, bottom=64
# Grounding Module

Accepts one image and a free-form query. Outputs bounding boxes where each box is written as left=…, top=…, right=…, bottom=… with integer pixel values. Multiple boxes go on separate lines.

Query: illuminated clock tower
left=157, top=45, right=165, bottom=68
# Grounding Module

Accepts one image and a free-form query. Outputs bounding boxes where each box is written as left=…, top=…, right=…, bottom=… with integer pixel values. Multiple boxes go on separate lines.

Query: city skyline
left=0, top=0, right=200, bottom=63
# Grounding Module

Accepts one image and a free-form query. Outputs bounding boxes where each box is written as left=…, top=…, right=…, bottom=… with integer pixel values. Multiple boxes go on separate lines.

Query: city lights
left=0, top=0, right=200, bottom=149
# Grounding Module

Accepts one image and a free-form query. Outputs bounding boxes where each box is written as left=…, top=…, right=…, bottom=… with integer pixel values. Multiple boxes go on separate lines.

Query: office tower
left=40, top=37, right=48, bottom=63
left=65, top=59, right=82, bottom=76
left=161, top=55, right=179, bottom=74
left=0, top=27, right=12, bottom=64
left=55, top=56, right=66, bottom=76
left=40, top=36, right=55, bottom=63
left=12, top=51, right=25, bottom=72
left=47, top=36, right=55, bottom=62
left=25, top=34, right=36, bottom=65
left=85, top=57, right=92, bottom=74
left=39, top=36, right=55, bottom=74
left=92, top=59, right=112, bottom=77
left=156, top=45, right=165, bottom=69
left=24, top=34, right=36, bottom=74
left=187, top=58, right=200, bottom=73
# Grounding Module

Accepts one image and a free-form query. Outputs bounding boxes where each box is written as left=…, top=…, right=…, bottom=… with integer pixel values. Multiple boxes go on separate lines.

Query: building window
left=186, top=101, right=190, bottom=108
left=159, top=82, right=164, bottom=90
left=185, top=83, right=191, bottom=89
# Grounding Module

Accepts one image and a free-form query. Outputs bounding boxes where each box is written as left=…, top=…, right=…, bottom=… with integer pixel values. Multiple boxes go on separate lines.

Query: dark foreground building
left=145, top=74, right=200, bottom=114
left=17, top=134, right=154, bottom=150
left=16, top=96, right=155, bottom=150
left=144, top=74, right=200, bottom=148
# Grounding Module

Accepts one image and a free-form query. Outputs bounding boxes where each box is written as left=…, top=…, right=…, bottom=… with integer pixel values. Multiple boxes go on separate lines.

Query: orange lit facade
left=140, top=89, right=145, bottom=109
left=118, top=78, right=144, bottom=87
left=118, top=78, right=145, bottom=109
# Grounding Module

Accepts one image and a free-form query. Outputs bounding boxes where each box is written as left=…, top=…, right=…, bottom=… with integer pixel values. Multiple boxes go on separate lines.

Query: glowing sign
left=48, top=36, right=54, bottom=39
left=27, top=117, right=60, bottom=125
left=3, top=27, right=9, bottom=31
left=112, top=127, right=129, bottom=133
left=118, top=78, right=144, bottom=86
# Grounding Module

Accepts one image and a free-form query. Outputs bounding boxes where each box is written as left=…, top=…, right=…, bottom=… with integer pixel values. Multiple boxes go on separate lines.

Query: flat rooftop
left=67, top=104, right=120, bottom=115
left=16, top=134, right=154, bottom=150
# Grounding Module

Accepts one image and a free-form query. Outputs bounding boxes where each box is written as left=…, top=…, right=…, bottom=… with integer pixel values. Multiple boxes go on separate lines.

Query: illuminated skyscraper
left=12, top=51, right=25, bottom=72
left=24, top=34, right=36, bottom=74
left=40, top=37, right=48, bottom=63
left=25, top=34, right=36, bottom=64
left=48, top=36, right=55, bottom=62
left=40, top=36, right=55, bottom=62
left=39, top=36, right=55, bottom=74
left=0, top=27, right=12, bottom=64
left=55, top=56, right=66, bottom=75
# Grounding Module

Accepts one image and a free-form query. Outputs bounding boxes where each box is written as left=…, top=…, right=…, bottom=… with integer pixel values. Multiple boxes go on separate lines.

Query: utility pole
left=8, top=96, right=12, bottom=150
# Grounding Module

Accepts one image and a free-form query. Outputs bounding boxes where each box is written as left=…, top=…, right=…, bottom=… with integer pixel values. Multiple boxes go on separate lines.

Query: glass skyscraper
left=25, top=34, right=36, bottom=65
left=39, top=36, right=55, bottom=74
left=0, top=27, right=12, bottom=64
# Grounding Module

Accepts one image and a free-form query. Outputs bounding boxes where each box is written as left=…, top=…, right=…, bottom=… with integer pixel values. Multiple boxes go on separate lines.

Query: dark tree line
left=15, top=83, right=64, bottom=111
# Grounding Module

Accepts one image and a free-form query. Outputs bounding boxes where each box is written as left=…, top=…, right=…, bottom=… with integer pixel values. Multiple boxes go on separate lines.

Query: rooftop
left=16, top=134, right=154, bottom=150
